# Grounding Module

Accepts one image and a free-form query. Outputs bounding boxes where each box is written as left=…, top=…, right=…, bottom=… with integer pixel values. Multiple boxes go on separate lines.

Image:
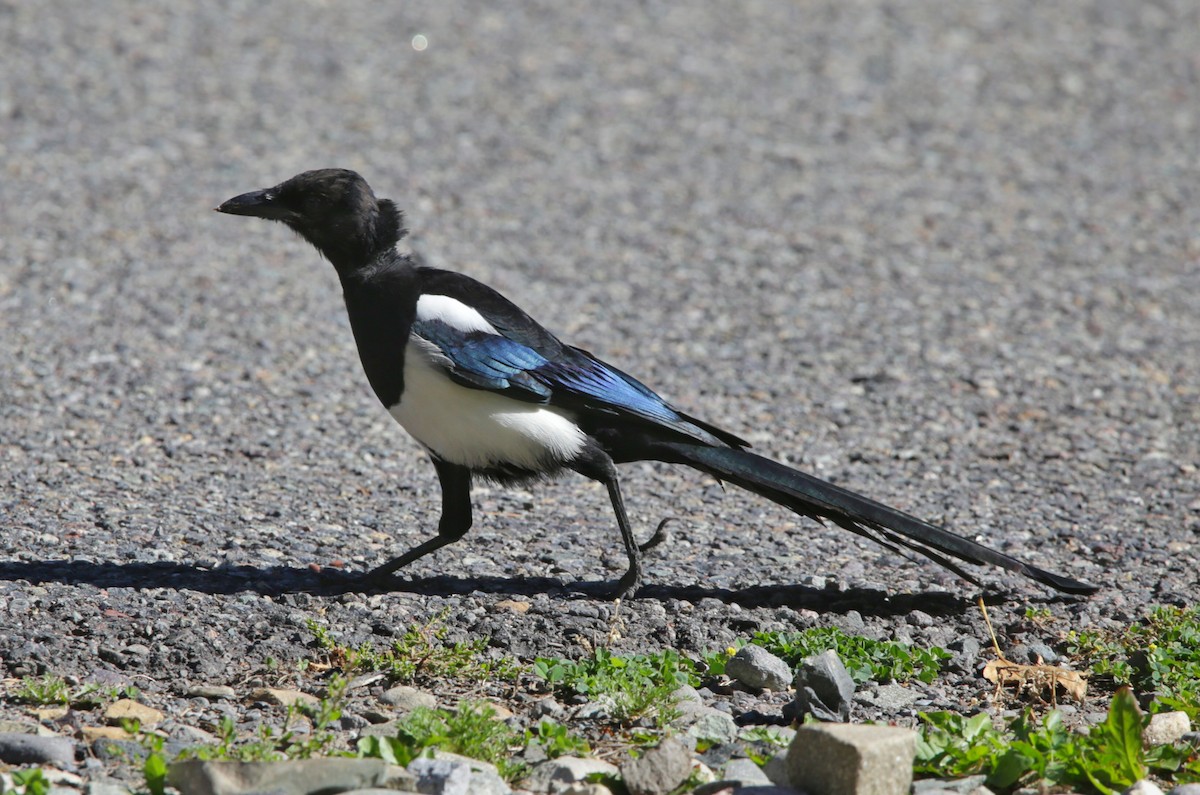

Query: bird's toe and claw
left=613, top=565, right=644, bottom=601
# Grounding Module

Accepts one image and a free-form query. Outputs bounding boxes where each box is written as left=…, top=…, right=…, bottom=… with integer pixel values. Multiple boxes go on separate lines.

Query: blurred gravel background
left=2, top=0, right=1199, bottom=695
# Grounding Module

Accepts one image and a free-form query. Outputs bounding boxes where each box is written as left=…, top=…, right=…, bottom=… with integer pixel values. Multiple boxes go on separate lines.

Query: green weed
left=746, top=627, right=950, bottom=684
left=1066, top=605, right=1200, bottom=719
left=916, top=688, right=1199, bottom=793
left=308, top=612, right=519, bottom=684
left=357, top=701, right=527, bottom=781
left=525, top=719, right=591, bottom=758
left=179, top=675, right=348, bottom=762
left=4, top=768, right=51, bottom=795
left=533, top=648, right=695, bottom=728
left=11, top=674, right=72, bottom=706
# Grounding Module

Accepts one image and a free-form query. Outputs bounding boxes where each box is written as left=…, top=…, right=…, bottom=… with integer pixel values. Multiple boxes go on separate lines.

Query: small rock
left=92, top=739, right=148, bottom=764
left=105, top=699, right=165, bottom=727
left=760, top=753, right=790, bottom=788
left=672, top=684, right=705, bottom=705
left=1123, top=780, right=1164, bottom=795
left=529, top=697, right=566, bottom=720
left=725, top=645, right=793, bottom=691
left=338, top=712, right=371, bottom=731
left=907, top=610, right=935, bottom=627
left=0, top=732, right=77, bottom=766
left=721, top=758, right=772, bottom=787
left=409, top=755, right=509, bottom=795
left=0, top=720, right=38, bottom=734
left=358, top=720, right=403, bottom=738
left=345, top=672, right=387, bottom=691
left=572, top=701, right=611, bottom=720
left=173, top=725, right=219, bottom=746
left=786, top=723, right=917, bottom=795
left=379, top=685, right=438, bottom=712
left=912, top=774, right=989, bottom=794
left=1144, top=711, right=1191, bottom=747
left=559, top=784, right=614, bottom=795
left=945, top=638, right=981, bottom=674
left=83, top=726, right=134, bottom=743
left=857, top=683, right=921, bottom=711
left=1009, top=643, right=1059, bottom=665
left=40, top=769, right=84, bottom=787
left=186, top=685, right=237, bottom=701
left=788, top=650, right=856, bottom=722
left=406, top=756, right=473, bottom=790
left=1168, top=784, right=1200, bottom=795
left=167, top=758, right=413, bottom=795
left=85, top=779, right=134, bottom=795
left=428, top=749, right=503, bottom=779
left=841, top=610, right=866, bottom=634
left=525, top=756, right=619, bottom=793
left=249, top=688, right=319, bottom=708
left=482, top=700, right=514, bottom=720
left=686, top=709, right=740, bottom=747
left=620, top=736, right=692, bottom=795
left=524, top=741, right=550, bottom=767
left=33, top=707, right=70, bottom=722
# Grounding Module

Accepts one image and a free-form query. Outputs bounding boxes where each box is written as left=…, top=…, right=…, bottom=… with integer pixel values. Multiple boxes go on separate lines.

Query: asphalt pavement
left=2, top=0, right=1198, bottom=711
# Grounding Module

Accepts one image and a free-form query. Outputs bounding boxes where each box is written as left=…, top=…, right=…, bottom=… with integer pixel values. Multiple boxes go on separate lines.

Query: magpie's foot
left=613, top=568, right=644, bottom=601
left=639, top=517, right=673, bottom=553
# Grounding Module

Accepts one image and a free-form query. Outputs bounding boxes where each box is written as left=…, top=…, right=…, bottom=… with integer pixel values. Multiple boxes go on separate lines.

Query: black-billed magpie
left=217, top=169, right=1097, bottom=599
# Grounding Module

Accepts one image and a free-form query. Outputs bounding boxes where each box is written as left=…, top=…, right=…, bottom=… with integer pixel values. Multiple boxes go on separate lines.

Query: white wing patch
left=389, top=338, right=586, bottom=471
left=415, top=294, right=499, bottom=334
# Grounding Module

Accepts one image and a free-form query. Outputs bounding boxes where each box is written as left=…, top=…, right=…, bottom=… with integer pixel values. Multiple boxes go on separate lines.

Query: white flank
left=389, top=338, right=586, bottom=471
left=415, top=294, right=499, bottom=334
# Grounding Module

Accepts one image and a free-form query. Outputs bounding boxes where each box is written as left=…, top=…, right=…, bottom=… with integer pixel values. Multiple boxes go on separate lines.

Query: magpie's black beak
left=216, top=189, right=292, bottom=220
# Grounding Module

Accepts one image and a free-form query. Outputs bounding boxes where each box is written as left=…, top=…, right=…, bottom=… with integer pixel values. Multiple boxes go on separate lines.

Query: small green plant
left=180, top=676, right=348, bottom=762
left=740, top=726, right=794, bottom=749
left=916, top=688, right=1199, bottom=793
left=526, top=719, right=591, bottom=759
left=699, top=646, right=736, bottom=678
left=10, top=675, right=144, bottom=710
left=1022, top=606, right=1054, bottom=627
left=309, top=612, right=519, bottom=684
left=143, top=733, right=169, bottom=795
left=740, top=726, right=794, bottom=766
left=915, top=710, right=1014, bottom=780
left=1066, top=605, right=1200, bottom=719
left=5, top=768, right=51, bottom=795
left=357, top=701, right=526, bottom=781
left=534, top=648, right=695, bottom=728
left=748, top=627, right=950, bottom=684
left=12, top=674, right=72, bottom=706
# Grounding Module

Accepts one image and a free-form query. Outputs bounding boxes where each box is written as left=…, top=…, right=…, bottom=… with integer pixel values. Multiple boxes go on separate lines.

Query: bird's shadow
left=0, top=559, right=1024, bottom=617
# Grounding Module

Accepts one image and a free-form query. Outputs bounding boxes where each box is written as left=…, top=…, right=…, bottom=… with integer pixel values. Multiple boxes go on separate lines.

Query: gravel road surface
left=2, top=0, right=1198, bottom=786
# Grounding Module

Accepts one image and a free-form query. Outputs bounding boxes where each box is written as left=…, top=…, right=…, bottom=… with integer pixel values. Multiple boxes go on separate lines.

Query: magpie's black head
left=217, top=168, right=406, bottom=270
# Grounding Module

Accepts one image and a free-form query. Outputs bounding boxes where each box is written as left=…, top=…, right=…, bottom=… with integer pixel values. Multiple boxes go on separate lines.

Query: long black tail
left=650, top=441, right=1097, bottom=595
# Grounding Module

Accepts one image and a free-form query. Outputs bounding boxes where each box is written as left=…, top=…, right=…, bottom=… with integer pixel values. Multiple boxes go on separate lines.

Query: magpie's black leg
left=571, top=444, right=643, bottom=599
left=639, top=517, right=673, bottom=553
left=361, top=456, right=472, bottom=583
left=604, top=476, right=643, bottom=599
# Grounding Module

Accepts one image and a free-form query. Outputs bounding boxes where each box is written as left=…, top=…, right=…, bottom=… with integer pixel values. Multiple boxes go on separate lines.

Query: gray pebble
left=725, top=645, right=793, bottom=692
left=0, top=733, right=77, bottom=766
left=787, top=650, right=856, bottom=723
left=185, top=685, right=237, bottom=701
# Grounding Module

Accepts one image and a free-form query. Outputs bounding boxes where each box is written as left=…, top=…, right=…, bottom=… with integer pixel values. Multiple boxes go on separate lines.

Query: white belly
left=388, top=339, right=587, bottom=471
